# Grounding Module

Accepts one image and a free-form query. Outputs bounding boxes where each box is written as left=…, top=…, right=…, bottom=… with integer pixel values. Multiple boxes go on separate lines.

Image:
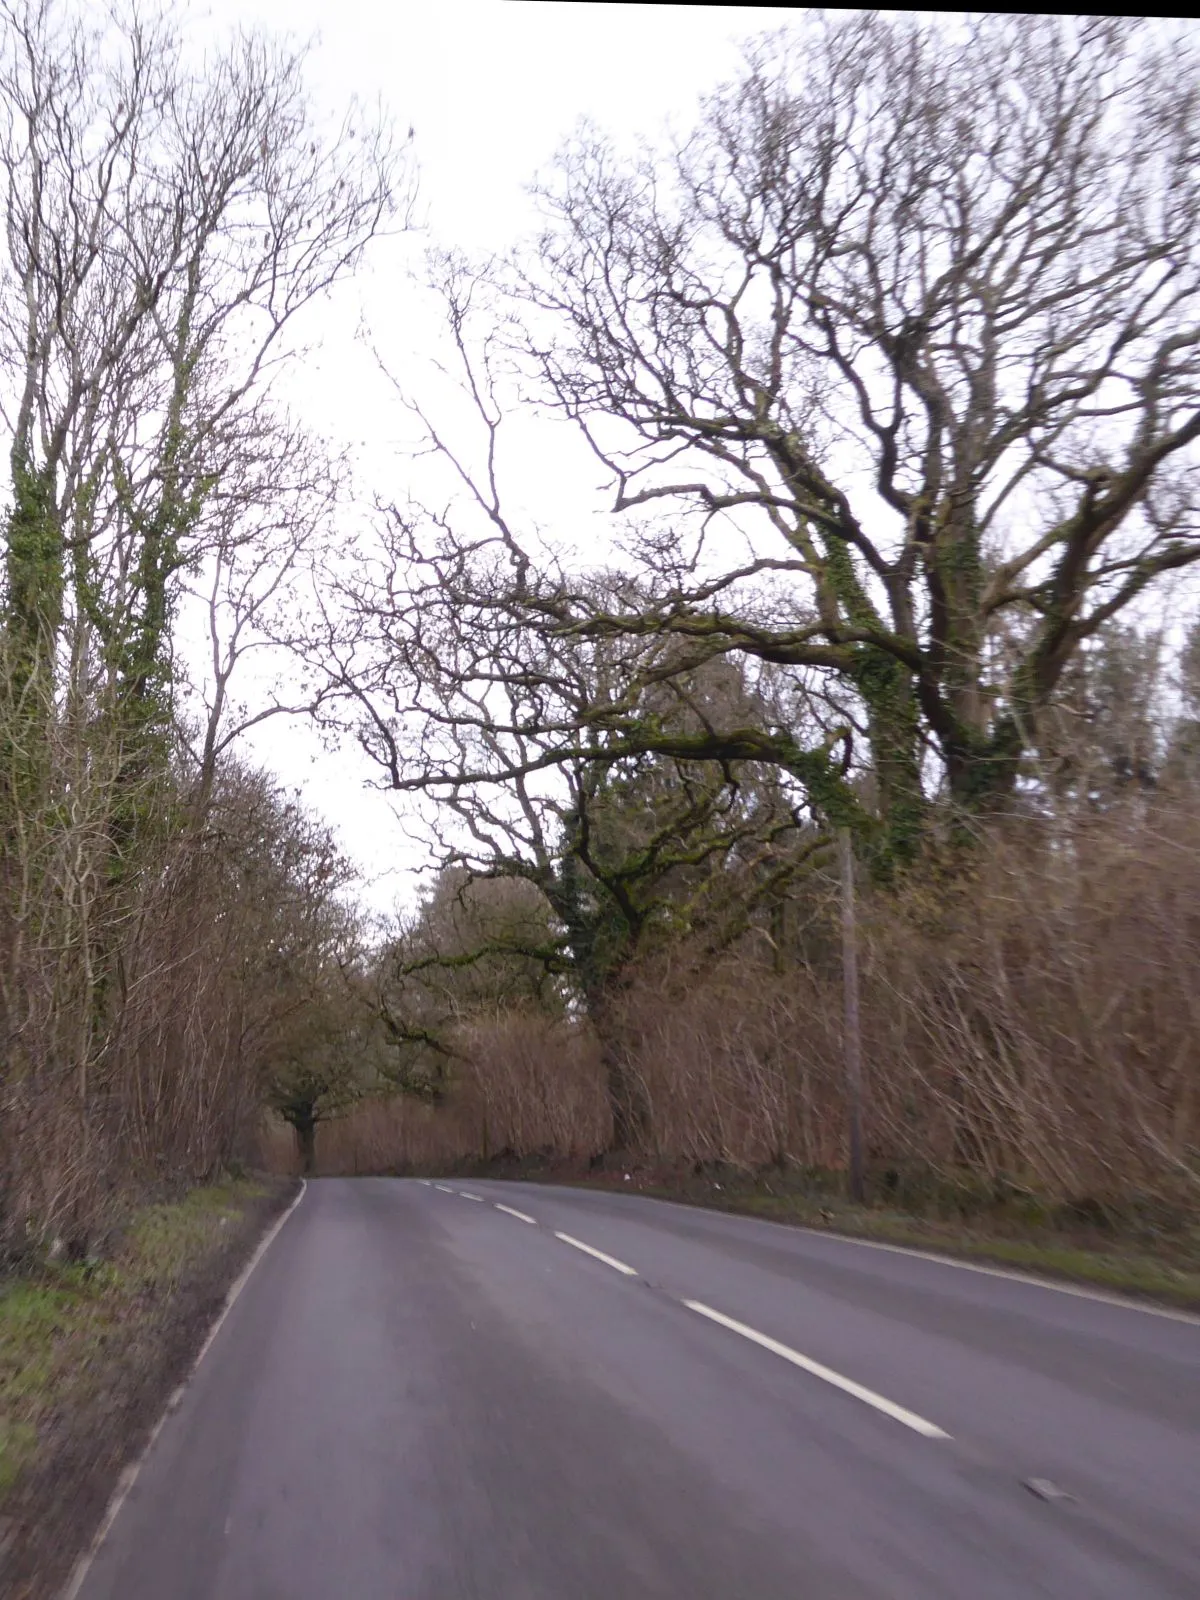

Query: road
left=72, top=1178, right=1200, bottom=1599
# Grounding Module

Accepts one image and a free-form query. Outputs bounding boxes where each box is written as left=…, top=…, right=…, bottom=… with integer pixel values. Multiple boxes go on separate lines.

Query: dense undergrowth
left=265, top=801, right=1200, bottom=1248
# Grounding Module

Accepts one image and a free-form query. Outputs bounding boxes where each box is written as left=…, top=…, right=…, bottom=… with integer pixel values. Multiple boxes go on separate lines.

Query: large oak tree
left=353, top=15, right=1200, bottom=881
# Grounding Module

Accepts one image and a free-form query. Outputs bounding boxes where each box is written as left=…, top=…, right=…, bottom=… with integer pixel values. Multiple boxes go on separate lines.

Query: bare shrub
left=271, top=798, right=1200, bottom=1209
left=454, top=1011, right=609, bottom=1163
left=0, top=755, right=358, bottom=1252
left=305, top=1099, right=484, bottom=1178
left=859, top=804, right=1200, bottom=1204
left=605, top=953, right=843, bottom=1173
left=610, top=802, right=1200, bottom=1205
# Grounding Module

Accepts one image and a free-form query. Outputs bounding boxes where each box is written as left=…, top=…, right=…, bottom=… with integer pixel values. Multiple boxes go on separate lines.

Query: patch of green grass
left=0, top=1177, right=268, bottom=1508
left=122, top=1178, right=267, bottom=1280
left=0, top=1420, right=37, bottom=1494
left=0, top=1273, right=106, bottom=1505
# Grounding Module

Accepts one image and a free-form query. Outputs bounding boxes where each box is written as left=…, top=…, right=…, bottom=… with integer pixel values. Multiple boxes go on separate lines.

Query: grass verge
left=0, top=1175, right=298, bottom=1599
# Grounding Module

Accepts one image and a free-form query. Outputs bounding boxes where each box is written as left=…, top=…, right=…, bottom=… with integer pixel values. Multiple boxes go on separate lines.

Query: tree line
left=0, top=0, right=402, bottom=1249
left=4, top=7, right=1199, bottom=1214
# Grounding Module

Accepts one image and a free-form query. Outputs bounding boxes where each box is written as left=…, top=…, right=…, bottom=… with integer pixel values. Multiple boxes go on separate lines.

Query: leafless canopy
left=349, top=14, right=1200, bottom=877
left=0, top=0, right=405, bottom=734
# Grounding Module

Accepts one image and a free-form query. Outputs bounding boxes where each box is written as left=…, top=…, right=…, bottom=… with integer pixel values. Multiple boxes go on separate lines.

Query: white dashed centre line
left=495, top=1204, right=537, bottom=1224
left=458, top=1191, right=485, bottom=1201
left=554, top=1232, right=638, bottom=1276
left=684, top=1300, right=950, bottom=1439
left=434, top=1185, right=456, bottom=1194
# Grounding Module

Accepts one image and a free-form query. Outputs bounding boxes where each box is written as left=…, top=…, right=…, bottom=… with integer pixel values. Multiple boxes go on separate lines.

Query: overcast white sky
left=179, top=0, right=805, bottom=918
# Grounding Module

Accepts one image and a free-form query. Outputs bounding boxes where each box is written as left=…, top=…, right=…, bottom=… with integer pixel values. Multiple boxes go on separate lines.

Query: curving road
left=71, top=1178, right=1200, bottom=1599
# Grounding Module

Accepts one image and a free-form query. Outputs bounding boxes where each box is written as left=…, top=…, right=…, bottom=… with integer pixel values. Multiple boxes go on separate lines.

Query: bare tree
left=1, top=0, right=404, bottom=771
left=327, top=528, right=828, bottom=1144
left=360, top=15, right=1199, bottom=879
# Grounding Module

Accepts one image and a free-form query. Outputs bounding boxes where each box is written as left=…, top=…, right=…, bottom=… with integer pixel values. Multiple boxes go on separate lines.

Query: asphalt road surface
left=73, top=1178, right=1200, bottom=1599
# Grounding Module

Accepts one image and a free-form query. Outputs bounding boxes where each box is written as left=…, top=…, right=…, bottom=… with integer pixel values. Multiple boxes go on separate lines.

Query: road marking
left=458, top=1191, right=484, bottom=1202
left=1024, top=1477, right=1075, bottom=1503
left=434, top=1184, right=456, bottom=1193
left=683, top=1300, right=951, bottom=1439
left=554, top=1231, right=638, bottom=1276
left=495, top=1203, right=537, bottom=1224
left=793, top=1232, right=1200, bottom=1325
left=634, top=1193, right=1200, bottom=1326
left=61, top=1179, right=309, bottom=1600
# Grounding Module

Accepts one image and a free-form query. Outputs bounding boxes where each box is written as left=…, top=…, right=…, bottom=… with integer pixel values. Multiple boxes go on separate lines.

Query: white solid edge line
left=628, top=1193, right=1200, bottom=1326
left=796, top=1231, right=1200, bottom=1326
left=684, top=1299, right=950, bottom=1440
left=495, top=1203, right=538, bottom=1224
left=60, top=1178, right=309, bottom=1600
left=554, top=1231, right=638, bottom=1276
left=458, top=1191, right=484, bottom=1202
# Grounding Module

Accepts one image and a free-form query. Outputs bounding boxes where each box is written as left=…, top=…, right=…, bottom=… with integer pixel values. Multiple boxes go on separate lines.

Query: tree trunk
left=294, top=1115, right=317, bottom=1176
left=857, top=649, right=926, bottom=877
left=589, top=986, right=651, bottom=1153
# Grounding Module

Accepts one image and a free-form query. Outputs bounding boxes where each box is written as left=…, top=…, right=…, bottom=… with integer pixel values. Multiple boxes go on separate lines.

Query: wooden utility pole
left=839, top=827, right=866, bottom=1204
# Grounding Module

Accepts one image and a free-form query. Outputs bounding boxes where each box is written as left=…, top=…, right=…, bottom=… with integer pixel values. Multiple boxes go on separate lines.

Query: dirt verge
left=0, top=1175, right=299, bottom=1600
